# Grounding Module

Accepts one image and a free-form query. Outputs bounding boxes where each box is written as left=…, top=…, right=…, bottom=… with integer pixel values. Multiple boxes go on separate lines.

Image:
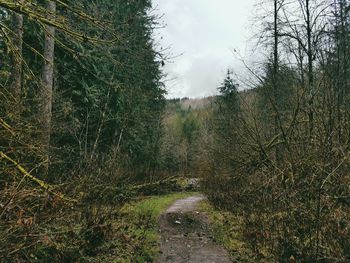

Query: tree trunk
left=305, top=0, right=314, bottom=139
left=273, top=0, right=280, bottom=164
left=41, top=0, right=56, bottom=177
left=9, top=11, right=23, bottom=102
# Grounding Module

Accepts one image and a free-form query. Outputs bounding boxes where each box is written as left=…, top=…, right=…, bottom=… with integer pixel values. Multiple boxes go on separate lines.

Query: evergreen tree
left=212, top=70, right=241, bottom=170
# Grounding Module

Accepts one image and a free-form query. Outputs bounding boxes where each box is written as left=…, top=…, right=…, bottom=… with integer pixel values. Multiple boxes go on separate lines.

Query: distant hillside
left=167, top=89, right=257, bottom=111
left=179, top=97, right=216, bottom=110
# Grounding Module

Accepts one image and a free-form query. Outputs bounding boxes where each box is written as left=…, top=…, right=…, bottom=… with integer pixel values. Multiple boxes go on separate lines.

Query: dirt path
left=157, top=195, right=232, bottom=263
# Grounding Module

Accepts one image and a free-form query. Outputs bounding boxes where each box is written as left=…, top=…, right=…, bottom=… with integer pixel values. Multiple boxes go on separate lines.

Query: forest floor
left=157, top=195, right=232, bottom=263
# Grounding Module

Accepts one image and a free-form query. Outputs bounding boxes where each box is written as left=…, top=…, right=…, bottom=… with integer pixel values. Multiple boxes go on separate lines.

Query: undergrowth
left=82, top=192, right=197, bottom=263
left=199, top=201, right=272, bottom=263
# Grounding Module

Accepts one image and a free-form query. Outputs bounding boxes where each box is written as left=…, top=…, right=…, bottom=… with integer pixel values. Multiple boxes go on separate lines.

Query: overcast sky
left=153, top=0, right=256, bottom=98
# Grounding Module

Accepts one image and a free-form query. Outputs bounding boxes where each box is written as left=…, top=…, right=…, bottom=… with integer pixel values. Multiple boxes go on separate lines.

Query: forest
left=1, top=0, right=350, bottom=262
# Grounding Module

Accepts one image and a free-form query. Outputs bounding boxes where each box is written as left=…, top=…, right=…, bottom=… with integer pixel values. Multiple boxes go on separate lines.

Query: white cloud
left=153, top=0, right=256, bottom=98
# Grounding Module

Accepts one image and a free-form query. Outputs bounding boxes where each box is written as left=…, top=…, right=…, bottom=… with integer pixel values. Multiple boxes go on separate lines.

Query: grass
left=122, top=192, right=197, bottom=218
left=199, top=200, right=270, bottom=263
left=102, top=192, right=198, bottom=263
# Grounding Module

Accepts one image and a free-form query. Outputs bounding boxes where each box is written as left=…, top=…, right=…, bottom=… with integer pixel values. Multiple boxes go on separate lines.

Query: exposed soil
left=157, top=195, right=232, bottom=263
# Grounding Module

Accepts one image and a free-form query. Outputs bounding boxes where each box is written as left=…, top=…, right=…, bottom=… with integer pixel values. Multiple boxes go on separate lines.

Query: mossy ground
left=198, top=201, right=271, bottom=263
left=88, top=192, right=198, bottom=263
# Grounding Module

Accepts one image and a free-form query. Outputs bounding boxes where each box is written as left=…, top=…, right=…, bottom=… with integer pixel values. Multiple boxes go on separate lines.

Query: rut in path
left=157, top=195, right=232, bottom=263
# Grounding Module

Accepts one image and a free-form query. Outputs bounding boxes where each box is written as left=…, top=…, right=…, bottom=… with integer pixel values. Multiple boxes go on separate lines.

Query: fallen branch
left=0, top=118, right=16, bottom=136
left=0, top=151, right=77, bottom=203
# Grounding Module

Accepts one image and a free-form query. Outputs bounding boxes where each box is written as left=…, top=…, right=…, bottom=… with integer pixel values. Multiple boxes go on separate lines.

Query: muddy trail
left=157, top=195, right=231, bottom=263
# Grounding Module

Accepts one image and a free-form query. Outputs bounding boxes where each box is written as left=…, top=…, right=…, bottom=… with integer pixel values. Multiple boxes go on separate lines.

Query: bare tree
left=41, top=0, right=56, bottom=177
left=273, top=0, right=281, bottom=162
left=304, top=0, right=315, bottom=137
